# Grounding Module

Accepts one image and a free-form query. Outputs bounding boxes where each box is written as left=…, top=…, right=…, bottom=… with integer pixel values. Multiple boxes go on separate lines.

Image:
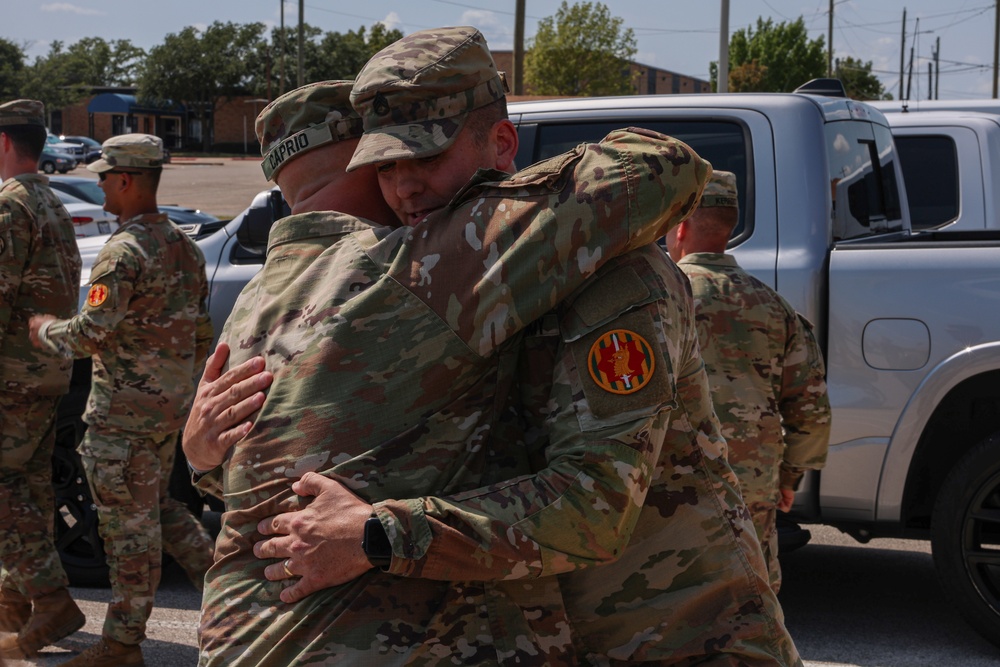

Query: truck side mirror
left=236, top=189, right=289, bottom=255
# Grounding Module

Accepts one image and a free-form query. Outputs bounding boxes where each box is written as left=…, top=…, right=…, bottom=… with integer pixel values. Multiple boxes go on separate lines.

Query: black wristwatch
left=362, top=514, right=392, bottom=569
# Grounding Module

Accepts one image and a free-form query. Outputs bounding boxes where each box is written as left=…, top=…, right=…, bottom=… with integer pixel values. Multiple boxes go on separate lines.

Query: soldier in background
left=666, top=170, right=832, bottom=592
left=28, top=134, right=215, bottom=667
left=0, top=99, right=85, bottom=661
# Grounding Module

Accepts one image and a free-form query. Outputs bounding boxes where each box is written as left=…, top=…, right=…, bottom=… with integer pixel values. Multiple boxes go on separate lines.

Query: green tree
left=314, top=24, right=404, bottom=82
left=20, top=42, right=91, bottom=125
left=139, top=21, right=266, bottom=151
left=835, top=56, right=891, bottom=100
left=257, top=22, right=323, bottom=97
left=62, top=38, right=146, bottom=87
left=0, top=38, right=26, bottom=101
left=254, top=22, right=403, bottom=97
left=711, top=17, right=826, bottom=92
left=525, top=1, right=637, bottom=97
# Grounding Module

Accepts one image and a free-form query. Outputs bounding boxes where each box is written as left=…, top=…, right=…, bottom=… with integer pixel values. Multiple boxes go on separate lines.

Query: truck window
left=893, top=135, right=960, bottom=231
left=519, top=121, right=751, bottom=242
left=827, top=121, right=905, bottom=241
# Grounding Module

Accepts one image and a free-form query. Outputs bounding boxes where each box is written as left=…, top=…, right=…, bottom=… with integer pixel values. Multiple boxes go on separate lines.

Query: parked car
left=46, top=132, right=83, bottom=163
left=47, top=175, right=223, bottom=234
left=53, top=189, right=117, bottom=237
left=38, top=148, right=77, bottom=174
left=59, top=135, right=103, bottom=163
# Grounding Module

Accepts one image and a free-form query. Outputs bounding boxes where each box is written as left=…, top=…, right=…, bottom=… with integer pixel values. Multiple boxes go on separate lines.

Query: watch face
left=363, top=516, right=393, bottom=566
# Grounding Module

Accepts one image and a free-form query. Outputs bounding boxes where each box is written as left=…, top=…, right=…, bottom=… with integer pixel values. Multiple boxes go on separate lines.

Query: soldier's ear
left=675, top=219, right=689, bottom=243
left=492, top=119, right=519, bottom=173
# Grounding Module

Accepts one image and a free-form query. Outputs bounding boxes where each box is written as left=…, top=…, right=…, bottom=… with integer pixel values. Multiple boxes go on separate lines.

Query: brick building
left=52, top=54, right=707, bottom=153
left=53, top=88, right=265, bottom=153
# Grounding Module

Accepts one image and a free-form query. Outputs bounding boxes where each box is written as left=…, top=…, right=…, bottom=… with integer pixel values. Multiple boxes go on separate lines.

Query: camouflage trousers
left=0, top=390, right=70, bottom=600
left=80, top=427, right=214, bottom=645
left=747, top=502, right=781, bottom=594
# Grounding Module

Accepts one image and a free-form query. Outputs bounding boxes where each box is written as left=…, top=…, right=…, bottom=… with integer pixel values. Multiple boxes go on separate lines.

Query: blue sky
left=8, top=1, right=999, bottom=99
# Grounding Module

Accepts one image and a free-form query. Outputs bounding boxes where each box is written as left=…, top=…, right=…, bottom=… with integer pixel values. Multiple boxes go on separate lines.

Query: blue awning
left=88, top=93, right=184, bottom=115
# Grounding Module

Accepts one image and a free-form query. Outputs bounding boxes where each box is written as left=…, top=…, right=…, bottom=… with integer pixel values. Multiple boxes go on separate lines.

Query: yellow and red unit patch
left=587, top=329, right=655, bottom=395
left=86, top=283, right=109, bottom=307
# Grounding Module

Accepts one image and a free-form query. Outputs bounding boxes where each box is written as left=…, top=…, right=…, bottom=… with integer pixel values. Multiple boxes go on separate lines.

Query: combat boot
left=0, top=587, right=30, bottom=633
left=60, top=636, right=145, bottom=667
left=0, top=588, right=85, bottom=658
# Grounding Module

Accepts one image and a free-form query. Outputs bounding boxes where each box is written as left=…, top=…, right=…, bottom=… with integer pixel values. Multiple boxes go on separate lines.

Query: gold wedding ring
left=282, top=559, right=294, bottom=578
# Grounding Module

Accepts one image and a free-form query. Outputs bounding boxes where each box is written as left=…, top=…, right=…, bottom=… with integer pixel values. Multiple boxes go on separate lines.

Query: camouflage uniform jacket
left=38, top=213, right=213, bottom=433
left=427, top=247, right=802, bottom=664
left=678, top=252, right=831, bottom=502
left=0, top=174, right=81, bottom=394
left=199, top=129, right=711, bottom=666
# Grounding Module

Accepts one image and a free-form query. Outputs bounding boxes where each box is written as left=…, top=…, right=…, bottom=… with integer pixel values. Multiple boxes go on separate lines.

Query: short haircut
left=136, top=167, right=163, bottom=190
left=463, top=97, right=509, bottom=150
left=2, top=124, right=46, bottom=161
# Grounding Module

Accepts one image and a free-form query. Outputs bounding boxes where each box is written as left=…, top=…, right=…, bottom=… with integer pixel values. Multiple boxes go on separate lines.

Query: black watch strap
left=362, top=514, right=392, bottom=568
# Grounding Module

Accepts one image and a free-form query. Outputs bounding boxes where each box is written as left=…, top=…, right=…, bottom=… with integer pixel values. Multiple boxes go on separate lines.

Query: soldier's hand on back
left=254, top=471, right=375, bottom=603
left=182, top=342, right=272, bottom=471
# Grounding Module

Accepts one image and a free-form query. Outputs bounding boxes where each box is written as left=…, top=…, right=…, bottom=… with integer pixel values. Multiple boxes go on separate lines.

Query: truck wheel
left=41, top=161, right=56, bottom=174
left=931, top=431, right=1000, bottom=649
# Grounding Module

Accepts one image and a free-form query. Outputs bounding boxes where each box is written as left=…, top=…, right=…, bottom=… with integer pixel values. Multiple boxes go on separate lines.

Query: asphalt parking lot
left=60, top=157, right=272, bottom=221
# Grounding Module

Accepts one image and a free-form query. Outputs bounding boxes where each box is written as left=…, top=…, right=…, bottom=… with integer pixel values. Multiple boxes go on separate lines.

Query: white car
left=53, top=190, right=118, bottom=238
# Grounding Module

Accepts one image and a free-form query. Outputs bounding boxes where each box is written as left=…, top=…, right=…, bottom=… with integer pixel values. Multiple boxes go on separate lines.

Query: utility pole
left=718, top=0, right=730, bottom=93
left=280, top=0, right=285, bottom=96
left=297, top=0, right=304, bottom=88
left=934, top=37, right=941, bottom=100
left=899, top=9, right=906, bottom=101
left=906, top=42, right=914, bottom=101
left=828, top=0, right=834, bottom=77
left=994, top=0, right=999, bottom=98
left=512, top=0, right=525, bottom=95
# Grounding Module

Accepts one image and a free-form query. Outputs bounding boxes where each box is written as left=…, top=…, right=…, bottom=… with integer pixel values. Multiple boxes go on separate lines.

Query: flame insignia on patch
left=87, top=283, right=109, bottom=307
left=587, top=329, right=655, bottom=395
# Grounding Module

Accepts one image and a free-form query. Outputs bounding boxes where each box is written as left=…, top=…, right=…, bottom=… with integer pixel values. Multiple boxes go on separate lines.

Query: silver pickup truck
left=507, top=90, right=1000, bottom=649
left=57, top=88, right=1000, bottom=650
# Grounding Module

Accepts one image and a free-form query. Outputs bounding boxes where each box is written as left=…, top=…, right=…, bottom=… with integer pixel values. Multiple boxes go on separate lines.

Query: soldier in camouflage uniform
left=0, top=99, right=85, bottom=661
left=666, top=170, right=832, bottom=593
left=28, top=134, right=215, bottom=667
left=185, top=70, right=711, bottom=664
left=251, top=27, right=802, bottom=666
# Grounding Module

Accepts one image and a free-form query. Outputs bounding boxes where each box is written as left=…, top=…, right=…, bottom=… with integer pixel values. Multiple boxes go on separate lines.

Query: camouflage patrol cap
left=700, top=170, right=738, bottom=207
left=88, top=133, right=164, bottom=173
left=346, top=26, right=509, bottom=171
left=255, top=80, right=364, bottom=181
left=0, top=99, right=45, bottom=128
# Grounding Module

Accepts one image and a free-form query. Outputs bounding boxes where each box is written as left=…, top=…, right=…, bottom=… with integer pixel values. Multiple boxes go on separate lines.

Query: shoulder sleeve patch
left=570, top=306, right=675, bottom=425
left=86, top=283, right=109, bottom=307
left=587, top=328, right=655, bottom=395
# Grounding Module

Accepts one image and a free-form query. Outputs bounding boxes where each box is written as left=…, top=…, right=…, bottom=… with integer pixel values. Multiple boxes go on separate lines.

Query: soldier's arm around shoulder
left=376, top=254, right=677, bottom=581
left=590, top=127, right=712, bottom=246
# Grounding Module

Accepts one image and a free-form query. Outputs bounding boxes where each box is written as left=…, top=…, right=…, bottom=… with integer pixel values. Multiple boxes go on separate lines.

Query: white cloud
left=460, top=10, right=512, bottom=50
left=40, top=3, right=102, bottom=16
left=380, top=12, right=402, bottom=32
